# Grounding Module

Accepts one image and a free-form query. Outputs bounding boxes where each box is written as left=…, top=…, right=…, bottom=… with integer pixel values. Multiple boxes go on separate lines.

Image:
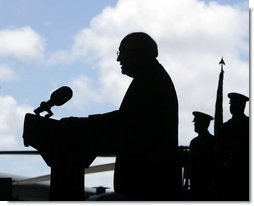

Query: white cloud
left=0, top=64, right=17, bottom=81
left=69, top=74, right=101, bottom=112
left=50, top=0, right=248, bottom=145
left=0, top=95, right=32, bottom=148
left=0, top=27, right=45, bottom=61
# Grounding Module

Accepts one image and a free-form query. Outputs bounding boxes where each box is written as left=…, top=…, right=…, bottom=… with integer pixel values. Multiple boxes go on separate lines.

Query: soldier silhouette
left=214, top=93, right=249, bottom=201
left=189, top=112, right=215, bottom=200
left=59, top=32, right=182, bottom=200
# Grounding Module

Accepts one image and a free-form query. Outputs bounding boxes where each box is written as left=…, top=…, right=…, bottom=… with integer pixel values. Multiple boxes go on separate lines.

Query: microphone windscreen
left=50, top=86, right=73, bottom=106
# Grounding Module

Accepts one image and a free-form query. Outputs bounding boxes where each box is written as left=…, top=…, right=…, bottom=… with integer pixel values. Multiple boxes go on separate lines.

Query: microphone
left=34, top=86, right=73, bottom=118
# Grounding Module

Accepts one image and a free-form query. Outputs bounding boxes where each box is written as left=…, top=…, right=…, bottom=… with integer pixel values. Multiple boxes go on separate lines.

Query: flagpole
left=214, top=57, right=225, bottom=137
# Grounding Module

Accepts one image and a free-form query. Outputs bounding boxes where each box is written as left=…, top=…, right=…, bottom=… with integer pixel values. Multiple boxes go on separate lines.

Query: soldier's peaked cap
left=192, top=111, right=214, bottom=122
left=228, top=93, right=249, bottom=102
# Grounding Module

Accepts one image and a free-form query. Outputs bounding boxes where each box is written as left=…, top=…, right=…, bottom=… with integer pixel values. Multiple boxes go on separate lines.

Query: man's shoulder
left=224, top=115, right=249, bottom=125
left=190, top=136, right=199, bottom=145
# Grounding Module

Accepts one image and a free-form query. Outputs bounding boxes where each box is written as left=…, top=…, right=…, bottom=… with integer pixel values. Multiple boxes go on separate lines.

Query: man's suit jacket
left=87, top=60, right=181, bottom=200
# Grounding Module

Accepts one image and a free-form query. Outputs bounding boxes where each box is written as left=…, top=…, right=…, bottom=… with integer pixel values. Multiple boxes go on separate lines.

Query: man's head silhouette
left=117, top=32, right=158, bottom=77
left=228, top=93, right=249, bottom=117
left=192, top=111, right=213, bottom=134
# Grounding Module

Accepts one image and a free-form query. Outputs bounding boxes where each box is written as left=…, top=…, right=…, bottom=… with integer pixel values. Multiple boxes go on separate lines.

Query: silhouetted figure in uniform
left=214, top=93, right=249, bottom=201
left=60, top=32, right=182, bottom=200
left=189, top=112, right=215, bottom=200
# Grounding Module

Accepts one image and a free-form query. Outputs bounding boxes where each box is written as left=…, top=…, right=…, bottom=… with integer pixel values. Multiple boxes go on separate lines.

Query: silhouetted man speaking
left=61, top=32, right=181, bottom=200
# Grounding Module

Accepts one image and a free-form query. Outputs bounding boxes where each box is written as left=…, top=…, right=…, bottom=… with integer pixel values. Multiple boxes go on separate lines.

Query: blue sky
left=0, top=0, right=249, bottom=191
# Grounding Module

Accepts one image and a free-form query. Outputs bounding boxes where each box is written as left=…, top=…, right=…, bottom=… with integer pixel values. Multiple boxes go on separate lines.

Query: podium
left=23, top=113, right=96, bottom=200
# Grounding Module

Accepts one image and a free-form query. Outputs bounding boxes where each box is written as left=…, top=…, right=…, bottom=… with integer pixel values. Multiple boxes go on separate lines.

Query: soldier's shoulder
left=223, top=118, right=233, bottom=126
left=190, top=136, right=200, bottom=145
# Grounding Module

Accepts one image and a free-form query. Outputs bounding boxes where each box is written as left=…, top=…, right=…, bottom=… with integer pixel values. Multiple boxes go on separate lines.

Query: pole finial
left=219, top=57, right=225, bottom=65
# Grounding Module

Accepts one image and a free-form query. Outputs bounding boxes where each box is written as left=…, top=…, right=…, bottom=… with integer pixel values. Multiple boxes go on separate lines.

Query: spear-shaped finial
left=219, top=57, right=225, bottom=72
